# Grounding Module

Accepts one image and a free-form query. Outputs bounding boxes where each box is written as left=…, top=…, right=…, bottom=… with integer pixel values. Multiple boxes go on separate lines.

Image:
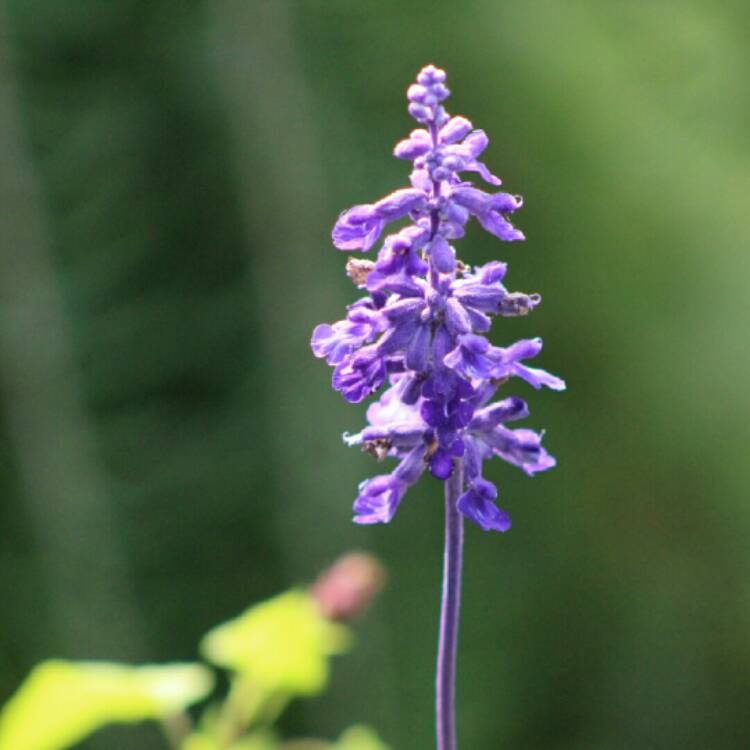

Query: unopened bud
left=408, top=102, right=429, bottom=123
left=310, top=552, right=386, bottom=622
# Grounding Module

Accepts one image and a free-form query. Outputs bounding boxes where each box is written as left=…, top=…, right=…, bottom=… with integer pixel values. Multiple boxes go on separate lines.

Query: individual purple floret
left=312, top=64, right=565, bottom=533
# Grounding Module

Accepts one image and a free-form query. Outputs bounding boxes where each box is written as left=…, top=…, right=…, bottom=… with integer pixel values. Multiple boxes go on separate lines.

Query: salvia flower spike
left=312, top=64, right=565, bottom=533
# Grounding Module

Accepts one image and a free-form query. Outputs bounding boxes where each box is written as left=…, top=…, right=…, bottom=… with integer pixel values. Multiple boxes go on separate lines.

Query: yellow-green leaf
left=0, top=660, right=214, bottom=750
left=201, top=590, right=350, bottom=696
left=182, top=729, right=277, bottom=750
left=228, top=731, right=279, bottom=750
left=335, top=726, right=389, bottom=750
left=182, top=733, right=220, bottom=750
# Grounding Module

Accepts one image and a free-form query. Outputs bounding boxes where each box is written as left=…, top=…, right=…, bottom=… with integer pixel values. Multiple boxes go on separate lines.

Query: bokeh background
left=2, top=1, right=750, bottom=748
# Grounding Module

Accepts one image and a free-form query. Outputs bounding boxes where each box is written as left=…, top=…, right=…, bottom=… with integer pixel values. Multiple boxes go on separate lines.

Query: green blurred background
left=2, top=1, right=750, bottom=748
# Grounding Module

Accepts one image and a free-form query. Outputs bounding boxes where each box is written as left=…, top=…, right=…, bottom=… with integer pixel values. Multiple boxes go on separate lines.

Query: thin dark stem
left=436, top=459, right=464, bottom=750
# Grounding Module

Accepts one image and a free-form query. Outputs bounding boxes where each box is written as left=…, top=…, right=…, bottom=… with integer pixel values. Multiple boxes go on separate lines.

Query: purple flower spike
left=312, top=65, right=564, bottom=532
left=353, top=445, right=426, bottom=524
left=332, top=205, right=384, bottom=251
left=457, top=478, right=511, bottom=532
left=353, top=475, right=405, bottom=524
left=429, top=236, right=456, bottom=274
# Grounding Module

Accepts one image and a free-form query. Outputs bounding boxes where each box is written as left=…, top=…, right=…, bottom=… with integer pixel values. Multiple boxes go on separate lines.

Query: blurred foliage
left=0, top=661, right=212, bottom=750
left=1, top=1, right=750, bottom=750
left=0, top=579, right=384, bottom=750
left=201, top=590, right=350, bottom=697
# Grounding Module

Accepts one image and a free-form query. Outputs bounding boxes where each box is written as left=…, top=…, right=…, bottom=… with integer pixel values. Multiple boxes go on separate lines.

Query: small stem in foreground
left=161, top=711, right=192, bottom=750
left=436, top=459, right=464, bottom=750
